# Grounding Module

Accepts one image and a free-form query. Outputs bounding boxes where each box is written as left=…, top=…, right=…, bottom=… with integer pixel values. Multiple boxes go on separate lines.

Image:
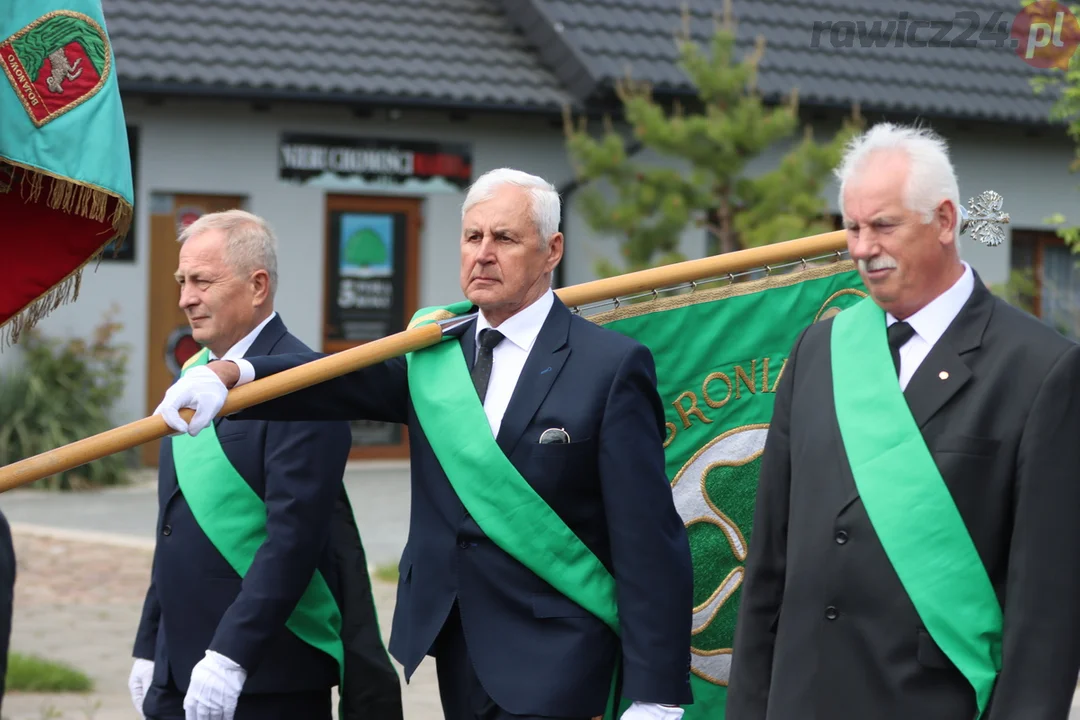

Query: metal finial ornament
left=959, top=190, right=1009, bottom=247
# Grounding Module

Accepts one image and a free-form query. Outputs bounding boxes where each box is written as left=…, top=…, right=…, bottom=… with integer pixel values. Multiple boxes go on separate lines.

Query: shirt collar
left=886, top=262, right=973, bottom=347
left=208, top=311, right=278, bottom=361
left=475, top=288, right=554, bottom=353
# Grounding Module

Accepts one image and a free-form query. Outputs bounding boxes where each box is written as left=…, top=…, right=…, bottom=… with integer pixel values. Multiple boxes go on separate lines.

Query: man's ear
left=251, top=269, right=271, bottom=306
left=545, top=232, right=564, bottom=273
left=937, top=200, right=959, bottom=248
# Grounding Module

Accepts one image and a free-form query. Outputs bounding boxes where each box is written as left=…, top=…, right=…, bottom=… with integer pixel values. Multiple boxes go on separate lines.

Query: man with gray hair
left=153, top=169, right=695, bottom=720
left=130, top=210, right=402, bottom=720
left=728, top=123, right=1080, bottom=719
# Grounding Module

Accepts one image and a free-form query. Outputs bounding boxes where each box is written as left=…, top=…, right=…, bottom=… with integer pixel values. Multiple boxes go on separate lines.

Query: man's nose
left=476, top=237, right=497, bottom=262
left=848, top=228, right=877, bottom=259
left=178, top=285, right=197, bottom=309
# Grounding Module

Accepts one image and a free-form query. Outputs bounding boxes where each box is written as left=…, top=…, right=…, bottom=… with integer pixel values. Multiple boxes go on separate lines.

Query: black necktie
left=472, top=328, right=505, bottom=403
left=887, top=321, right=915, bottom=377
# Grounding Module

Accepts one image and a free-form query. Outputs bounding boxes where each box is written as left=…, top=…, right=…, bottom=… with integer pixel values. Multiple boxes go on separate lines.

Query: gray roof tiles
left=101, top=0, right=1061, bottom=123
left=103, top=0, right=574, bottom=109
left=501, top=0, right=1060, bottom=123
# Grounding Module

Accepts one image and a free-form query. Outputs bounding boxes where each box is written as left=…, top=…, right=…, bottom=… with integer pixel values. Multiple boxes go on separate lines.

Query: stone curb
left=9, top=523, right=156, bottom=551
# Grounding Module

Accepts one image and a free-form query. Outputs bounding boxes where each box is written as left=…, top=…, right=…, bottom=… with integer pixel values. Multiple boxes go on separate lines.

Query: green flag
left=0, top=0, right=133, bottom=345
left=592, top=260, right=866, bottom=718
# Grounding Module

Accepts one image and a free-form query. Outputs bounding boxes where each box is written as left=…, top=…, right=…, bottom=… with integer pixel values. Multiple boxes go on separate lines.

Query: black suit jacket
left=234, top=297, right=695, bottom=717
left=134, top=315, right=355, bottom=697
left=727, top=276, right=1080, bottom=719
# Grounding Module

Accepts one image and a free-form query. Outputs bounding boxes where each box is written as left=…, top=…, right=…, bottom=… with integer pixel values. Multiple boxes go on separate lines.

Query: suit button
left=835, top=530, right=848, bottom=544
left=825, top=606, right=839, bottom=620
left=458, top=540, right=469, bottom=549
left=162, top=525, right=172, bottom=536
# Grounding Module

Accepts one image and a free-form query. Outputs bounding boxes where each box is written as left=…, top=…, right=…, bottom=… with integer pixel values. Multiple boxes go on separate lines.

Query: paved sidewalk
left=0, top=462, right=412, bottom=569
left=0, top=462, right=436, bottom=720
left=1, top=526, right=441, bottom=720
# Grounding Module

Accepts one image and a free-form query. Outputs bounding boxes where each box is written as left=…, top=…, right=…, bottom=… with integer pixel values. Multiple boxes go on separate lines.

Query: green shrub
left=0, top=308, right=133, bottom=490
left=373, top=563, right=399, bottom=583
left=5, top=652, right=93, bottom=692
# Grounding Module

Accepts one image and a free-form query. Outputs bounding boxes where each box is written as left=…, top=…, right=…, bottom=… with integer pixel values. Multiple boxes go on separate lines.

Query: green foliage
left=989, top=267, right=1040, bottom=316
left=1027, top=1, right=1080, bottom=253
left=12, top=15, right=107, bottom=79
left=0, top=308, right=132, bottom=490
left=6, top=652, right=93, bottom=692
left=564, top=5, right=863, bottom=277
left=991, top=266, right=1080, bottom=339
left=373, top=562, right=399, bottom=583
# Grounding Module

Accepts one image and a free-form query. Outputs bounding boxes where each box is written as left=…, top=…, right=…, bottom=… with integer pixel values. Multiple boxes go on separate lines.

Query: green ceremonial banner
left=592, top=259, right=866, bottom=719
left=0, top=0, right=133, bottom=344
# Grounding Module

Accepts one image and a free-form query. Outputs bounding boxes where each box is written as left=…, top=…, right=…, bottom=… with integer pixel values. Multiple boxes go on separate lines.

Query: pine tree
left=1029, top=1, right=1080, bottom=251
left=563, top=3, right=863, bottom=277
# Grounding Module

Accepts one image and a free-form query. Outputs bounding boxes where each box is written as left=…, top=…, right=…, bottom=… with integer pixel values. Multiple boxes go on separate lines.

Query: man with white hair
left=130, top=210, right=402, bottom=720
left=727, top=123, right=1080, bottom=719
left=153, top=169, right=695, bottom=720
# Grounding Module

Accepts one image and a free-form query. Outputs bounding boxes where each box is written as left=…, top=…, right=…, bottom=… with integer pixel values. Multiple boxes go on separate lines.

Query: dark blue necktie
left=472, top=328, right=505, bottom=402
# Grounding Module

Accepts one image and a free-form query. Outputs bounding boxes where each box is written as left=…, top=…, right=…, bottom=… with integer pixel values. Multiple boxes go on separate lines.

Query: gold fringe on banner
left=587, top=259, right=860, bottom=325
left=0, top=159, right=134, bottom=349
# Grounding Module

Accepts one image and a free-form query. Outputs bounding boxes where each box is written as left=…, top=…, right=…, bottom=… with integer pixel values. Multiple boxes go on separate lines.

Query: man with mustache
left=152, top=169, right=695, bottom=720
left=727, top=122, right=1080, bottom=719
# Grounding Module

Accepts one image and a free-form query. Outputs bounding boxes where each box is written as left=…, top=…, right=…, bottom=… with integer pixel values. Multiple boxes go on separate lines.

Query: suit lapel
left=903, top=276, right=994, bottom=428
left=211, top=314, right=288, bottom=430
left=243, top=314, right=288, bottom=359
left=494, top=298, right=572, bottom=456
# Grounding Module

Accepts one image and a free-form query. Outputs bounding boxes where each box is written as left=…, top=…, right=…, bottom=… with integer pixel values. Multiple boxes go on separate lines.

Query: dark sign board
left=280, top=133, right=472, bottom=189
left=325, top=208, right=408, bottom=343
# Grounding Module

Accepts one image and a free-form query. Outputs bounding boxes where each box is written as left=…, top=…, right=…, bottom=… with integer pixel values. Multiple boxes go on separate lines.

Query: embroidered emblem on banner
left=1, top=11, right=112, bottom=127
left=671, top=424, right=768, bottom=686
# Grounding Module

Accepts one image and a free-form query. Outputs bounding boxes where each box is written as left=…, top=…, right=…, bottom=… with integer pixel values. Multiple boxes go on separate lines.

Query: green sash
left=405, top=303, right=623, bottom=717
left=830, top=298, right=1002, bottom=717
left=172, top=348, right=345, bottom=684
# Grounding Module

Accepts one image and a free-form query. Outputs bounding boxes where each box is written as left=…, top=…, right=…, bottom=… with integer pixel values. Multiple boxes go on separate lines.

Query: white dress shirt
left=474, top=288, right=554, bottom=438
left=209, top=311, right=277, bottom=362
left=886, top=263, right=973, bottom=390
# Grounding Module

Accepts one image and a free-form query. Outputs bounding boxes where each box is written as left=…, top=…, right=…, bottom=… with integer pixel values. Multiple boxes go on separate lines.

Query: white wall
left=4, top=96, right=1075, bottom=438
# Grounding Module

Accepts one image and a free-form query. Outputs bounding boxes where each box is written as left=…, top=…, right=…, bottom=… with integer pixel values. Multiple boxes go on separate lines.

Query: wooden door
left=323, top=194, right=421, bottom=460
left=143, top=193, right=245, bottom=466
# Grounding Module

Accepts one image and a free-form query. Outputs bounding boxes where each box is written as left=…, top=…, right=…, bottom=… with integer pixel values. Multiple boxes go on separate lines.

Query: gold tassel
left=0, top=161, right=136, bottom=349
left=23, top=170, right=44, bottom=204
left=0, top=272, right=83, bottom=349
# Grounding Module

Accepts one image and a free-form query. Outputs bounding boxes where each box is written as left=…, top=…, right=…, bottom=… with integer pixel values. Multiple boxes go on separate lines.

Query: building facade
left=5, top=0, right=1077, bottom=465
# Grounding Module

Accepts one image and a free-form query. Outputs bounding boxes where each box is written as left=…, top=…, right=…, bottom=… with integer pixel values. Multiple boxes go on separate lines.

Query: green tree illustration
left=345, top=228, right=388, bottom=267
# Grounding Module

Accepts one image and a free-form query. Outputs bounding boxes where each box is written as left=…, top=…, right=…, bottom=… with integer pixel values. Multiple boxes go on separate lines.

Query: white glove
left=127, top=658, right=154, bottom=718
left=620, top=702, right=684, bottom=720
left=183, top=650, right=246, bottom=720
left=154, top=366, right=229, bottom=436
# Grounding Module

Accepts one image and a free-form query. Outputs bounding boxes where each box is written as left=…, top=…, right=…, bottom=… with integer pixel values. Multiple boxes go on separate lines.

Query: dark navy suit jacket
left=133, top=315, right=352, bottom=696
left=233, top=297, right=695, bottom=717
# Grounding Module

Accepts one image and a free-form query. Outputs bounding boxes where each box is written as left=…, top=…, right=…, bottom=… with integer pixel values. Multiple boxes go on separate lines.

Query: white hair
left=835, top=122, right=961, bottom=242
left=462, top=168, right=561, bottom=247
left=178, top=209, right=279, bottom=298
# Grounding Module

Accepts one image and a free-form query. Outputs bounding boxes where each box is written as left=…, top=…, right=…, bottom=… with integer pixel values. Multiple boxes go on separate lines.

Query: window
left=1010, top=229, right=1080, bottom=340
left=100, top=124, right=138, bottom=261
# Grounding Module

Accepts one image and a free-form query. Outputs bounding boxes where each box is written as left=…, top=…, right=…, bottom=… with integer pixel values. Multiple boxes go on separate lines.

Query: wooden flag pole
left=0, top=230, right=847, bottom=492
